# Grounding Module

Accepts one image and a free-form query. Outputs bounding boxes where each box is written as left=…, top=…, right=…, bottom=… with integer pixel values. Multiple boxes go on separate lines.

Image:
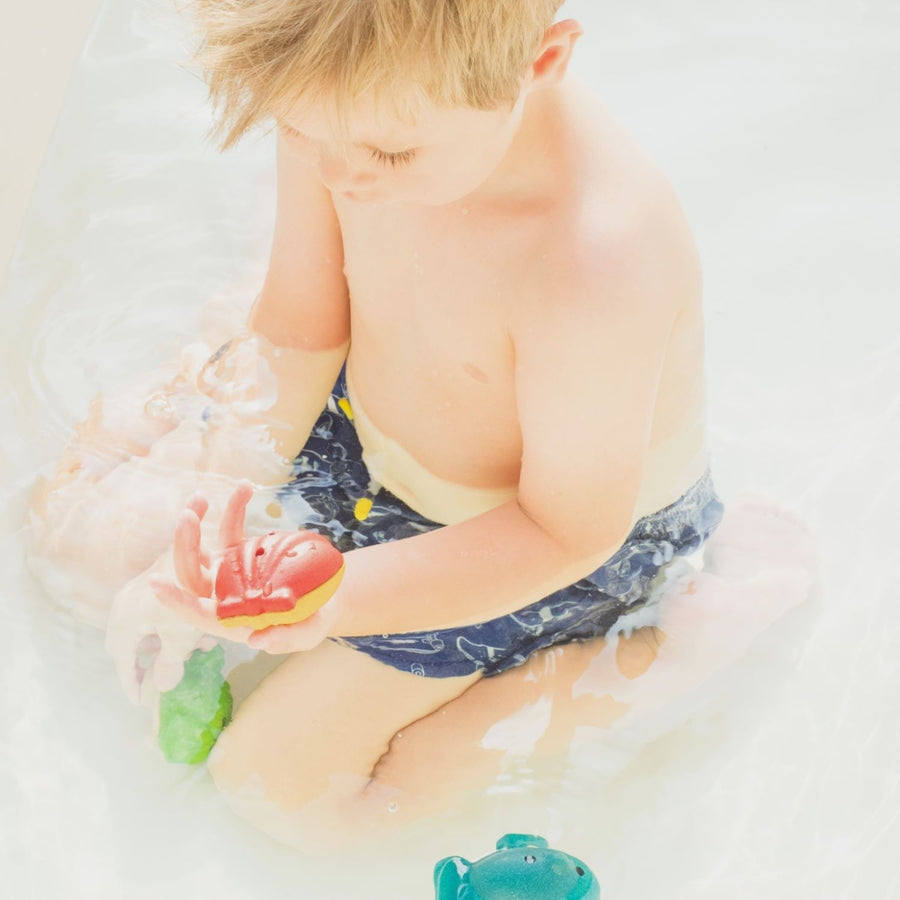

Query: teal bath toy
left=434, top=834, right=599, bottom=899
left=157, top=645, right=233, bottom=764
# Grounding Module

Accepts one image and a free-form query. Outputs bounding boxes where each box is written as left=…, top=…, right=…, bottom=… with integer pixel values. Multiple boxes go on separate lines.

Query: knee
left=205, top=706, right=296, bottom=802
left=206, top=723, right=371, bottom=853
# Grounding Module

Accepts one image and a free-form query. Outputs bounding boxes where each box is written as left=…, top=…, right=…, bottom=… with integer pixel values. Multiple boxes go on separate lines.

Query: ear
left=523, top=19, right=585, bottom=92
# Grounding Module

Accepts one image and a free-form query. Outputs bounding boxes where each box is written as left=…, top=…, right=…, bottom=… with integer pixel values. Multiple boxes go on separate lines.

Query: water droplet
left=387, top=802, right=399, bottom=814
left=143, top=392, right=174, bottom=421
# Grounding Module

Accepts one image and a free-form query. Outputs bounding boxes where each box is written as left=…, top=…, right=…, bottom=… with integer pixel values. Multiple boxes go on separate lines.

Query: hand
left=105, top=552, right=218, bottom=733
left=27, top=449, right=242, bottom=625
left=149, top=482, right=342, bottom=655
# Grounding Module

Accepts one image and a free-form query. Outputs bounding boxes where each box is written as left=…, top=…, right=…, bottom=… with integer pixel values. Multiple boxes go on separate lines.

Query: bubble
left=387, top=801, right=399, bottom=814
left=143, top=392, right=175, bottom=421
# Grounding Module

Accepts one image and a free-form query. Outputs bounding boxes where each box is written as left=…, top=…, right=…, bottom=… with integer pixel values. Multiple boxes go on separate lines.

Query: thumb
left=153, top=656, right=187, bottom=694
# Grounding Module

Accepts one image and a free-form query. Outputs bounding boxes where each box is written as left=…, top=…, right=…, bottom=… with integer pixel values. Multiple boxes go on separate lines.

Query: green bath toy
left=434, top=834, right=600, bottom=899
left=157, top=645, right=233, bottom=764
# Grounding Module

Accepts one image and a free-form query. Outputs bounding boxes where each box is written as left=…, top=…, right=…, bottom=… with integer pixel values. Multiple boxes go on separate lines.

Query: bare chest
left=339, top=199, right=521, bottom=364
left=334, top=200, right=528, bottom=485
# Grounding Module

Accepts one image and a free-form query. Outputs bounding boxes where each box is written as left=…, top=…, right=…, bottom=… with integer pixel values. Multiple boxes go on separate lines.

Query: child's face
left=278, top=90, right=528, bottom=207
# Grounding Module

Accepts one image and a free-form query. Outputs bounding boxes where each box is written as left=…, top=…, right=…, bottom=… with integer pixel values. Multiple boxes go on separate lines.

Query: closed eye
left=279, top=122, right=416, bottom=168
left=369, top=147, right=417, bottom=167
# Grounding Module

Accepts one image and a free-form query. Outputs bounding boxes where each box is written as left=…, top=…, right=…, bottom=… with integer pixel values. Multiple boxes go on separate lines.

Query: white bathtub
left=1, top=0, right=898, bottom=896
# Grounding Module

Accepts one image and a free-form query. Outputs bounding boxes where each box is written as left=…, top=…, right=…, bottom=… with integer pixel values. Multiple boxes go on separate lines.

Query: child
left=30, top=0, right=812, bottom=851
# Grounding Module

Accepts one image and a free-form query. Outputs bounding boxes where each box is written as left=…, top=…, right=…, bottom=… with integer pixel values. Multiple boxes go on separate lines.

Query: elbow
left=515, top=498, right=631, bottom=584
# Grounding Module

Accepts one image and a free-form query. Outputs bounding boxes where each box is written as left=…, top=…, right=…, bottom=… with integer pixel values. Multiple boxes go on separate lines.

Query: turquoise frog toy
left=434, top=834, right=599, bottom=899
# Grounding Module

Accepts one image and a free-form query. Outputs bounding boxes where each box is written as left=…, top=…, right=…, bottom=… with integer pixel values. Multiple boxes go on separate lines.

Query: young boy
left=31, top=0, right=786, bottom=849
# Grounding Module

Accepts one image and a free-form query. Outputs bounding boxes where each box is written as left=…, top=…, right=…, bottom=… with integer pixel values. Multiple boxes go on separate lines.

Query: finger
left=150, top=576, right=254, bottom=643
left=110, top=632, right=144, bottom=706
left=219, top=480, right=254, bottom=548
left=174, top=509, right=213, bottom=598
left=149, top=575, right=217, bottom=633
left=121, top=654, right=143, bottom=705
left=153, top=624, right=208, bottom=694
left=247, top=606, right=334, bottom=654
left=185, top=493, right=209, bottom=521
left=182, top=492, right=210, bottom=568
left=153, top=656, right=186, bottom=693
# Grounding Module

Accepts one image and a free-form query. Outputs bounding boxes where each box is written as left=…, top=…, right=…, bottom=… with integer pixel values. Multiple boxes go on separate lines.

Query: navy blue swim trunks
left=278, top=367, right=725, bottom=679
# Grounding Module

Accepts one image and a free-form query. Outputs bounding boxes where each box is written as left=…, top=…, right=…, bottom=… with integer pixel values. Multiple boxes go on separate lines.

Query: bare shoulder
left=515, top=79, right=702, bottom=342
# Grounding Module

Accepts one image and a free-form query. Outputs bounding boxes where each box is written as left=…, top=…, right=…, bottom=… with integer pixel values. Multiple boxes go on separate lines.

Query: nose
left=316, top=152, right=377, bottom=193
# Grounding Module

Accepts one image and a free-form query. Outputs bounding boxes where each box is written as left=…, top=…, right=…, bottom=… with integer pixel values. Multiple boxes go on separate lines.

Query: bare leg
left=204, top=639, right=482, bottom=852
left=194, top=497, right=816, bottom=852
left=363, top=496, right=818, bottom=828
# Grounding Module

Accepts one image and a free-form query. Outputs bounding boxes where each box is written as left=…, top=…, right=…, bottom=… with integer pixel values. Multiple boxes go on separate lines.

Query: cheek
left=281, top=132, right=317, bottom=164
left=399, top=166, right=483, bottom=206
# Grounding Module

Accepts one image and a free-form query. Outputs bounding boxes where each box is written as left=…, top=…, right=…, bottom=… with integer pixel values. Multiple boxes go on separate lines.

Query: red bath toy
left=214, top=530, right=344, bottom=629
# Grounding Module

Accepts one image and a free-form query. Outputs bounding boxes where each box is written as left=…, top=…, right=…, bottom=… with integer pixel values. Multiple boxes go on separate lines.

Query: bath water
left=2, top=0, right=899, bottom=896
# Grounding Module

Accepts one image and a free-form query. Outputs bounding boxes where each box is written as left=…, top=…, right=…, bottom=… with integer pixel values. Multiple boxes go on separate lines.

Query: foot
left=572, top=498, right=818, bottom=713
left=701, top=494, right=819, bottom=583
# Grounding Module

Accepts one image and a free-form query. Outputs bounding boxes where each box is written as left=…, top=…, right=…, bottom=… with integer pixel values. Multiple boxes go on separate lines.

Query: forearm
left=197, top=336, right=349, bottom=483
left=45, top=334, right=350, bottom=491
left=330, top=499, right=627, bottom=637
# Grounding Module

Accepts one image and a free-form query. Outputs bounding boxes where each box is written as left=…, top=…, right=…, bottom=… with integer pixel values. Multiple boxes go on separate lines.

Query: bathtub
left=2, top=0, right=898, bottom=896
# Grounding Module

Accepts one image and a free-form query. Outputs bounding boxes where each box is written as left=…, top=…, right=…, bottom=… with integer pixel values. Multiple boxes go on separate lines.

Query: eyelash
left=369, top=148, right=417, bottom=168
left=280, top=124, right=415, bottom=168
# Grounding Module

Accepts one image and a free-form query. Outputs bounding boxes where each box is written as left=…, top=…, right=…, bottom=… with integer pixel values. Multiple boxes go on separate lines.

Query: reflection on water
left=2, top=0, right=899, bottom=897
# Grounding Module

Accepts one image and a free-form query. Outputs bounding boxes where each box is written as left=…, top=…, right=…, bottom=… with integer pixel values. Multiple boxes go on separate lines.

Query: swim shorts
left=278, top=367, right=725, bottom=679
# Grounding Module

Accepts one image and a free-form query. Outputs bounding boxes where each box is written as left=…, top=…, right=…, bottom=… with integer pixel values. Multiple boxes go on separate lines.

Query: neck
left=463, top=83, right=572, bottom=209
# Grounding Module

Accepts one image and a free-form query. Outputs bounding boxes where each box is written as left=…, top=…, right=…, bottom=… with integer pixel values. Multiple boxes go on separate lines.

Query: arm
left=329, top=239, right=680, bottom=637
left=28, top=133, right=349, bottom=601
left=159, top=128, right=350, bottom=480
left=218, top=126, right=351, bottom=470
left=37, top=128, right=348, bottom=490
left=94, top=129, right=351, bottom=484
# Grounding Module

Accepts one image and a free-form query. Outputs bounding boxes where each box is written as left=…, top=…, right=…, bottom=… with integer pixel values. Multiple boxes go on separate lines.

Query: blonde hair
left=185, top=0, right=565, bottom=149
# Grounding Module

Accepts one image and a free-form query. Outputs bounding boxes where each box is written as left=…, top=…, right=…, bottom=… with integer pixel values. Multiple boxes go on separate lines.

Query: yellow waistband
left=345, top=374, right=517, bottom=526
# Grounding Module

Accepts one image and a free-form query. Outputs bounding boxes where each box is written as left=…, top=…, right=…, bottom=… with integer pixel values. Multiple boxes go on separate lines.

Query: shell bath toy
left=433, top=834, right=600, bottom=899
left=156, top=527, right=343, bottom=763
left=214, top=529, right=344, bottom=630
